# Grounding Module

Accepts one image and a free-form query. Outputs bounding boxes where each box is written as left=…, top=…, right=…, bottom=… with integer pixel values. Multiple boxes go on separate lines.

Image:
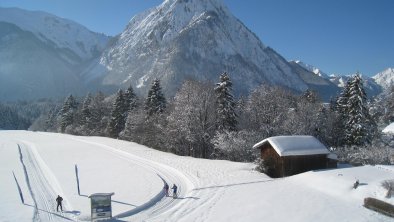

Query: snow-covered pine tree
left=59, top=94, right=78, bottom=133
left=384, top=86, right=394, bottom=124
left=45, top=105, right=60, bottom=131
left=121, top=106, right=145, bottom=142
left=333, top=78, right=353, bottom=145
left=107, top=89, right=127, bottom=138
left=124, top=85, right=138, bottom=113
left=0, top=103, right=29, bottom=130
left=344, top=73, right=371, bottom=145
left=214, top=72, right=237, bottom=131
left=336, top=78, right=352, bottom=114
left=89, top=91, right=109, bottom=136
left=145, top=78, right=166, bottom=117
left=81, top=93, right=93, bottom=126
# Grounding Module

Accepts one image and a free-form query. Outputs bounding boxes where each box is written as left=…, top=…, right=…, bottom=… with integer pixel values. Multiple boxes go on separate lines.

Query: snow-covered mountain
left=1, top=3, right=388, bottom=102
left=373, top=68, right=394, bottom=91
left=292, top=60, right=329, bottom=79
left=0, top=8, right=108, bottom=60
left=292, top=60, right=383, bottom=98
left=329, top=74, right=382, bottom=97
left=0, top=7, right=110, bottom=101
left=93, top=0, right=310, bottom=96
left=288, top=61, right=340, bottom=101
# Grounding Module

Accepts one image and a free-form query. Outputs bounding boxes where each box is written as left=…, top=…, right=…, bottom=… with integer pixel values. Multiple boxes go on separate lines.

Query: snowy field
left=1, top=130, right=394, bottom=222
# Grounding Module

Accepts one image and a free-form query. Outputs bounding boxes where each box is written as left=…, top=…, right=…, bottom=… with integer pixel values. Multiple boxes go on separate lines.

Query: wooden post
left=75, top=165, right=80, bottom=195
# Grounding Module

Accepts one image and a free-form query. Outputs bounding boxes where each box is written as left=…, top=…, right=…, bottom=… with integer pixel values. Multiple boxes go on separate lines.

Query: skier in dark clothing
left=164, top=183, right=169, bottom=196
left=56, top=195, right=63, bottom=212
left=172, top=184, right=178, bottom=199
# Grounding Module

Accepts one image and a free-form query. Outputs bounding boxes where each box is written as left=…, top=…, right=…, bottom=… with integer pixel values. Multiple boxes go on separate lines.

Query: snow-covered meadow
left=1, top=130, right=393, bottom=221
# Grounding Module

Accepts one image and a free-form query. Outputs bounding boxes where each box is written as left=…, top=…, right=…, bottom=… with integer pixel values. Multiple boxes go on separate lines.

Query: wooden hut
left=253, top=136, right=336, bottom=178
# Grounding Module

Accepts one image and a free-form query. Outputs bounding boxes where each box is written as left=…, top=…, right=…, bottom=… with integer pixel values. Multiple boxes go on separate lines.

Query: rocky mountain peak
left=98, top=0, right=308, bottom=96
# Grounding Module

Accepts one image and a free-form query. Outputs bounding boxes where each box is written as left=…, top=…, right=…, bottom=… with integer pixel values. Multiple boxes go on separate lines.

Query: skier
left=164, top=183, right=169, bottom=197
left=56, top=195, right=63, bottom=212
left=172, top=184, right=178, bottom=199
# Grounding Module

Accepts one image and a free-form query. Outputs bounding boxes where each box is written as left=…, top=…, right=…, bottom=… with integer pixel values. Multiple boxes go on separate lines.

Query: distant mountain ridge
left=292, top=60, right=388, bottom=98
left=0, top=7, right=108, bottom=60
left=288, top=61, right=340, bottom=101
left=0, top=3, right=391, bottom=101
left=373, top=68, right=394, bottom=90
left=0, top=7, right=110, bottom=101
left=293, top=60, right=329, bottom=79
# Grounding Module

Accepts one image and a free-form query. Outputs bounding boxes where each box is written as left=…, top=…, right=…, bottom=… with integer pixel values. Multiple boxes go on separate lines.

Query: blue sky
left=0, top=0, right=393, bottom=76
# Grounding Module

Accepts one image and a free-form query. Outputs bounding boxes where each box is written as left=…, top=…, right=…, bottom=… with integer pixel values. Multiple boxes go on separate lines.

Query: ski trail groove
left=18, top=142, right=76, bottom=222
left=18, top=144, right=41, bottom=221
left=70, top=137, right=194, bottom=221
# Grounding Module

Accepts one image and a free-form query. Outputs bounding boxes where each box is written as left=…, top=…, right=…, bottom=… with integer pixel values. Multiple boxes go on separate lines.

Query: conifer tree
left=81, top=93, right=93, bottom=126
left=124, top=85, right=138, bottom=113
left=336, top=78, right=352, bottom=114
left=333, top=78, right=353, bottom=145
left=89, top=91, right=109, bottom=135
left=59, top=94, right=78, bottom=133
left=343, top=73, right=371, bottom=145
left=45, top=106, right=59, bottom=131
left=214, top=72, right=237, bottom=131
left=384, top=86, right=394, bottom=123
left=145, top=78, right=166, bottom=117
left=107, top=89, right=127, bottom=138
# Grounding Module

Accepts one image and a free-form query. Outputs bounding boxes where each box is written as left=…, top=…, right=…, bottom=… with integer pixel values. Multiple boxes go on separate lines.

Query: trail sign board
left=88, top=193, right=114, bottom=221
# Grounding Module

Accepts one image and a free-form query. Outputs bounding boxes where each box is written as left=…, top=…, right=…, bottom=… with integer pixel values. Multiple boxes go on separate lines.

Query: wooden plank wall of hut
left=260, top=144, right=284, bottom=178
left=282, top=155, right=327, bottom=176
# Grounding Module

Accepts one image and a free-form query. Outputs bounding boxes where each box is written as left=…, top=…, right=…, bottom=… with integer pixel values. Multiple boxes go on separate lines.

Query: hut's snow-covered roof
left=253, top=135, right=329, bottom=157
left=383, top=123, right=394, bottom=134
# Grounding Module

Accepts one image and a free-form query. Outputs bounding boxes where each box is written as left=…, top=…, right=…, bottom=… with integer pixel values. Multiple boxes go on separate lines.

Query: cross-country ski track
left=2, top=130, right=394, bottom=222
left=2, top=131, right=201, bottom=221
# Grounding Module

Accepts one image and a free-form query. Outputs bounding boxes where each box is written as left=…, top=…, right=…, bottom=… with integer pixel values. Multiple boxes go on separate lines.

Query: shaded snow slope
left=0, top=7, right=111, bottom=101
left=288, top=61, right=340, bottom=101
left=1, top=131, right=394, bottom=221
left=0, top=7, right=109, bottom=60
left=0, top=22, right=86, bottom=101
